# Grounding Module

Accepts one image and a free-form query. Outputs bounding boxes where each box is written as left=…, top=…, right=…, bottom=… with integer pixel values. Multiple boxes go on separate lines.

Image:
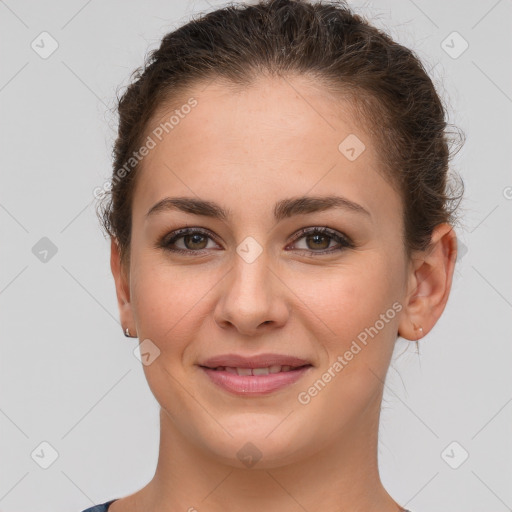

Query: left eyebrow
left=145, top=195, right=372, bottom=222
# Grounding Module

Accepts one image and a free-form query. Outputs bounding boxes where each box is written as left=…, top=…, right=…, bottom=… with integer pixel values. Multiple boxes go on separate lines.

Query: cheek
left=292, top=259, right=400, bottom=363
left=296, top=259, right=392, bottom=323
left=130, top=257, right=220, bottom=347
left=292, top=266, right=400, bottom=420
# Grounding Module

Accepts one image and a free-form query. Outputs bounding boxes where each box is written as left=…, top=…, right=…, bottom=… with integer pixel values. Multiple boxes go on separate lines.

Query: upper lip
left=199, top=353, right=313, bottom=369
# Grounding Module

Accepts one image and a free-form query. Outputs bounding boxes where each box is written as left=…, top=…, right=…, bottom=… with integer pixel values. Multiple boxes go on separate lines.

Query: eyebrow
left=145, top=195, right=372, bottom=222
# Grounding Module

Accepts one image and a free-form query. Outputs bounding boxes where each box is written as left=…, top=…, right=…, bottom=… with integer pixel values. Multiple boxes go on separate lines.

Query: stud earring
left=124, top=326, right=138, bottom=338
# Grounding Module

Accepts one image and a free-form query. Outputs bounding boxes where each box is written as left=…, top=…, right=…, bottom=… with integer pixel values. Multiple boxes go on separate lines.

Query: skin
left=109, top=75, right=457, bottom=512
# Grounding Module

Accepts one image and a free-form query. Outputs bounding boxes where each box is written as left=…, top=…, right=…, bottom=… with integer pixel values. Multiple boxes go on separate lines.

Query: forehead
left=132, top=75, right=401, bottom=228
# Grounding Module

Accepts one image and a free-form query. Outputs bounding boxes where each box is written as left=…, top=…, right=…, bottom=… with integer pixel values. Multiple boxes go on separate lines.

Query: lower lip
left=199, top=365, right=313, bottom=396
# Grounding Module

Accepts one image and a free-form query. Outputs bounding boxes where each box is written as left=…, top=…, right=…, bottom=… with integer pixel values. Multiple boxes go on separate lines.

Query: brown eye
left=182, top=233, right=208, bottom=250
left=304, top=233, right=331, bottom=250
left=161, top=228, right=219, bottom=254
left=287, top=227, right=353, bottom=255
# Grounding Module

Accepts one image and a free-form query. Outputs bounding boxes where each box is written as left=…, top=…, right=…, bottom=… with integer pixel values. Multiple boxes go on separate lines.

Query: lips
left=199, top=353, right=313, bottom=370
left=198, top=353, right=314, bottom=395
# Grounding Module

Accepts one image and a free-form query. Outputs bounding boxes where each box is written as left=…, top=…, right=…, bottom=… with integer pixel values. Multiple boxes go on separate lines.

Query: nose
left=213, top=253, right=289, bottom=336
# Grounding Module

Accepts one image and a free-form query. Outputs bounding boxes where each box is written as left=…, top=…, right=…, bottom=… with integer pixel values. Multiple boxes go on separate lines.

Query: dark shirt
left=80, top=499, right=118, bottom=512
left=80, top=499, right=413, bottom=512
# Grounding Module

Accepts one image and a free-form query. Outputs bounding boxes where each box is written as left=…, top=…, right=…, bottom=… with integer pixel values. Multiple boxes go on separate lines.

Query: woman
left=86, top=0, right=464, bottom=510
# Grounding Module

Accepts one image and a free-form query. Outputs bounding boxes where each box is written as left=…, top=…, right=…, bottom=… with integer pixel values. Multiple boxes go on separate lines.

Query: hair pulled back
left=97, top=0, right=465, bottom=268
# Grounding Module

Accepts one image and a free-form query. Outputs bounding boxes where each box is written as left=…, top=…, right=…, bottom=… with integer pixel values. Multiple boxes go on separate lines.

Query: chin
left=192, top=418, right=320, bottom=470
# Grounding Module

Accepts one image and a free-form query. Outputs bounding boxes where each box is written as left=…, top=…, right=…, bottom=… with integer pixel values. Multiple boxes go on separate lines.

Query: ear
left=398, top=223, right=458, bottom=341
left=110, top=237, right=136, bottom=337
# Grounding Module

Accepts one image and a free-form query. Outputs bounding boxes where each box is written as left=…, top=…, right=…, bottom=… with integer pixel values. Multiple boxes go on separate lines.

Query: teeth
left=252, top=367, right=270, bottom=375
left=213, top=365, right=299, bottom=375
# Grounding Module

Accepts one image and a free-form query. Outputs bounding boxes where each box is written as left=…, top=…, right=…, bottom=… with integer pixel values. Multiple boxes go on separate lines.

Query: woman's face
left=114, top=75, right=414, bottom=467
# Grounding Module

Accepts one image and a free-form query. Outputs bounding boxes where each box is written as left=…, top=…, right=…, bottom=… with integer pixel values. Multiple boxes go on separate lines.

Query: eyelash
left=159, top=226, right=354, bottom=256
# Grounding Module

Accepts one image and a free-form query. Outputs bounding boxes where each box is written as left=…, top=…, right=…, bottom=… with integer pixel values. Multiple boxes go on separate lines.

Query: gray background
left=1, top=0, right=511, bottom=511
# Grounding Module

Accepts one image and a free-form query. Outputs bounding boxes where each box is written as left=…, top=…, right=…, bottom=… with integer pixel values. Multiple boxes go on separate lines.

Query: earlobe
left=110, top=237, right=136, bottom=336
left=398, top=223, right=458, bottom=341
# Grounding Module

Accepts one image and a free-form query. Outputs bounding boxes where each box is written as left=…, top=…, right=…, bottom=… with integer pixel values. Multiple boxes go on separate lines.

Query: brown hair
left=97, top=0, right=465, bottom=269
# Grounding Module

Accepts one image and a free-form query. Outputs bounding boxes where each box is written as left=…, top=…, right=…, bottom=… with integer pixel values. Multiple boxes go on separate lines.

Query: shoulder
left=79, top=499, right=118, bottom=512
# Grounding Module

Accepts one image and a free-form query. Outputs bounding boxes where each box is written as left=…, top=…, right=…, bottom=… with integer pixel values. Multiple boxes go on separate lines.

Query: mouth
left=199, top=364, right=312, bottom=375
left=197, top=358, right=314, bottom=396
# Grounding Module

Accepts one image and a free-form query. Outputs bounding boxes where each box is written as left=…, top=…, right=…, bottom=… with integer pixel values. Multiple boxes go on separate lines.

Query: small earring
left=417, top=326, right=424, bottom=338
left=124, top=327, right=131, bottom=337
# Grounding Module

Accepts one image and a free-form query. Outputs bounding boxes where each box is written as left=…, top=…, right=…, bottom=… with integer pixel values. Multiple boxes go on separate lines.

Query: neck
left=130, top=390, right=403, bottom=512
